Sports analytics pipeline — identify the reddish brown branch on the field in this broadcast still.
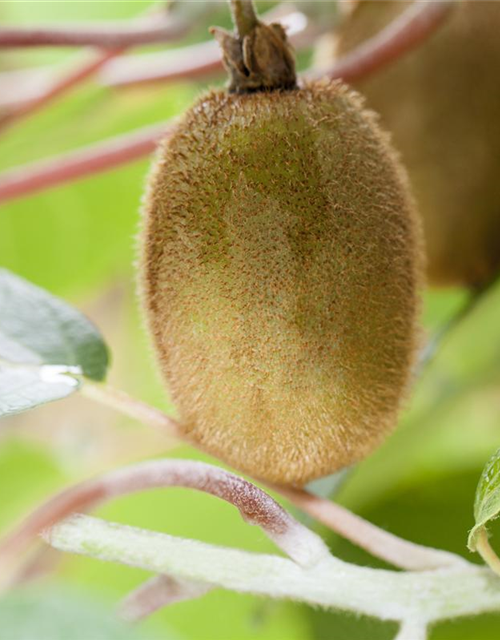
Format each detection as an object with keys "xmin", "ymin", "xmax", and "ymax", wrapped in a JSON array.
[
  {"xmin": 279, "ymin": 486, "xmax": 467, "ymax": 571},
  {"xmin": 316, "ymin": 0, "xmax": 455, "ymax": 83},
  {"xmin": 0, "ymin": 48, "xmax": 124, "ymax": 132},
  {"xmin": 0, "ymin": 459, "xmax": 328, "ymax": 572},
  {"xmin": 0, "ymin": 121, "xmax": 172, "ymax": 204},
  {"xmin": 119, "ymin": 575, "xmax": 212, "ymax": 622},
  {"xmin": 0, "ymin": 13, "xmax": 188, "ymax": 49},
  {"xmin": 100, "ymin": 40, "xmax": 224, "ymax": 89}
]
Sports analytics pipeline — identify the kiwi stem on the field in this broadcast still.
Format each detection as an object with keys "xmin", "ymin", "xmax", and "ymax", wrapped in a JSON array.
[
  {"xmin": 229, "ymin": 0, "xmax": 258, "ymax": 39},
  {"xmin": 80, "ymin": 381, "xmax": 182, "ymax": 439},
  {"xmin": 80, "ymin": 381, "xmax": 467, "ymax": 572},
  {"xmin": 212, "ymin": 0, "xmax": 297, "ymax": 92}
]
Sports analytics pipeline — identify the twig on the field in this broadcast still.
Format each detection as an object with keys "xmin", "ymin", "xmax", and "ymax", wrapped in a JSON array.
[
  {"xmin": 80, "ymin": 382, "xmax": 181, "ymax": 439},
  {"xmin": 44, "ymin": 513, "xmax": 500, "ymax": 625},
  {"xmin": 0, "ymin": 459, "xmax": 329, "ymax": 583},
  {"xmin": 0, "ymin": 13, "xmax": 188, "ymax": 49},
  {"xmin": 0, "ymin": 120, "xmax": 172, "ymax": 204},
  {"xmin": 100, "ymin": 40, "xmax": 223, "ymax": 89},
  {"xmin": 119, "ymin": 575, "xmax": 212, "ymax": 622},
  {"xmin": 278, "ymin": 486, "xmax": 467, "ymax": 571},
  {"xmin": 310, "ymin": 0, "xmax": 455, "ymax": 83},
  {"xmin": 0, "ymin": 48, "xmax": 124, "ymax": 132}
]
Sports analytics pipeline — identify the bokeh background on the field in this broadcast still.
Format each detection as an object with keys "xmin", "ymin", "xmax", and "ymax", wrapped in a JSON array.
[{"xmin": 1, "ymin": 2, "xmax": 500, "ymax": 639}]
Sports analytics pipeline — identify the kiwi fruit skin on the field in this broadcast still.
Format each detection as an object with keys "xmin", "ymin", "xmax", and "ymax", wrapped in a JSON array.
[
  {"xmin": 139, "ymin": 81, "xmax": 422, "ymax": 486},
  {"xmin": 328, "ymin": 0, "xmax": 500, "ymax": 288}
]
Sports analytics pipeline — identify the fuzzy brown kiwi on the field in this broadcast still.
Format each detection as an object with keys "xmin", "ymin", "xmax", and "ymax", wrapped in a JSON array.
[
  {"xmin": 324, "ymin": 0, "xmax": 500, "ymax": 289},
  {"xmin": 138, "ymin": 8, "xmax": 423, "ymax": 486}
]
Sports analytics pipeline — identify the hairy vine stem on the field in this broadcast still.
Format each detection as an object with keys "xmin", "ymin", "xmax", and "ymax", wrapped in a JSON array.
[{"xmin": 43, "ymin": 513, "xmax": 500, "ymax": 629}]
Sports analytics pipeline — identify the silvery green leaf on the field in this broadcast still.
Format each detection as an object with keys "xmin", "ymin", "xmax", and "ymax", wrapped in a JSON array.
[{"xmin": 0, "ymin": 270, "xmax": 109, "ymax": 418}]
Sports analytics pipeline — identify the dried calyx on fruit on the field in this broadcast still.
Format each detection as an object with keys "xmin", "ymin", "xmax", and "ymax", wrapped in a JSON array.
[
  {"xmin": 322, "ymin": 0, "xmax": 500, "ymax": 289},
  {"xmin": 139, "ymin": 0, "xmax": 423, "ymax": 486}
]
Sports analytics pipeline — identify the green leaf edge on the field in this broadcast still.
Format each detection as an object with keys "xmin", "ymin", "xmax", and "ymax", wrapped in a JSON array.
[
  {"xmin": 468, "ymin": 447, "xmax": 500, "ymax": 551},
  {"xmin": 0, "ymin": 268, "xmax": 110, "ymax": 382}
]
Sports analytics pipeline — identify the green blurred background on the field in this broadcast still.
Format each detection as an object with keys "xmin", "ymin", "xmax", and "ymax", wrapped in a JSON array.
[{"xmin": 1, "ymin": 2, "xmax": 500, "ymax": 639}]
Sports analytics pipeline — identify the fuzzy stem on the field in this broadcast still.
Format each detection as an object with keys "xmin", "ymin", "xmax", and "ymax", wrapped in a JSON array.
[
  {"xmin": 44, "ymin": 513, "xmax": 500, "ymax": 624},
  {"xmin": 229, "ymin": 0, "xmax": 259, "ymax": 39},
  {"xmin": 0, "ymin": 459, "xmax": 330, "ymax": 580},
  {"xmin": 476, "ymin": 529, "xmax": 500, "ymax": 577}
]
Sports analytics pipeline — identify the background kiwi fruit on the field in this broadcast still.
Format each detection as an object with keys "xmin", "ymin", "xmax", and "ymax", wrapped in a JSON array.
[
  {"xmin": 139, "ymin": 78, "xmax": 422, "ymax": 486},
  {"xmin": 322, "ymin": 0, "xmax": 500, "ymax": 289}
]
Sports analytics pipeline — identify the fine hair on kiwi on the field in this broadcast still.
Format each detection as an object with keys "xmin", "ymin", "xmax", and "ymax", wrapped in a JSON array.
[{"xmin": 138, "ymin": 5, "xmax": 423, "ymax": 486}]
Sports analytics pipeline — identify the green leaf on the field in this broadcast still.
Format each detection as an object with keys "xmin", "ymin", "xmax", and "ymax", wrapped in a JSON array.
[
  {"xmin": 0, "ymin": 269, "xmax": 109, "ymax": 417},
  {"xmin": 468, "ymin": 448, "xmax": 500, "ymax": 551},
  {"xmin": 0, "ymin": 366, "xmax": 78, "ymax": 418}
]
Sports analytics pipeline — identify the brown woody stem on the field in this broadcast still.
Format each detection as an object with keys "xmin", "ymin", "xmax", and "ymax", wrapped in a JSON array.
[
  {"xmin": 212, "ymin": 0, "xmax": 296, "ymax": 93},
  {"xmin": 230, "ymin": 0, "xmax": 259, "ymax": 39}
]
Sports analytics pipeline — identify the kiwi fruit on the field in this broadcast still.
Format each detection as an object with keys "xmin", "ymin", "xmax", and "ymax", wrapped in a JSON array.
[
  {"xmin": 138, "ymin": 10, "xmax": 422, "ymax": 486},
  {"xmin": 324, "ymin": 0, "xmax": 500, "ymax": 288}
]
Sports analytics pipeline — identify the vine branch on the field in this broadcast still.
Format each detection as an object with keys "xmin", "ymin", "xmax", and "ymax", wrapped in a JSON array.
[
  {"xmin": 0, "ymin": 121, "xmax": 172, "ymax": 204},
  {"xmin": 119, "ymin": 575, "xmax": 212, "ymax": 622},
  {"xmin": 0, "ymin": 48, "xmax": 124, "ymax": 133},
  {"xmin": 279, "ymin": 486, "xmax": 467, "ymax": 571},
  {"xmin": 312, "ymin": 0, "xmax": 455, "ymax": 83},
  {"xmin": 0, "ymin": 458, "xmax": 329, "ymax": 586},
  {"xmin": 0, "ymin": 13, "xmax": 188, "ymax": 49},
  {"xmin": 43, "ymin": 513, "xmax": 500, "ymax": 626}
]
